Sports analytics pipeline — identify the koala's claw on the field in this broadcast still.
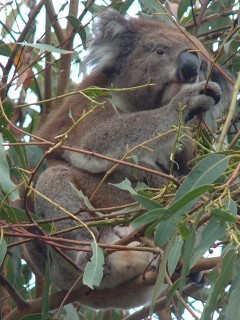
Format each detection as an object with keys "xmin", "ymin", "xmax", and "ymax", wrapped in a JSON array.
[{"xmin": 200, "ymin": 87, "xmax": 220, "ymax": 104}]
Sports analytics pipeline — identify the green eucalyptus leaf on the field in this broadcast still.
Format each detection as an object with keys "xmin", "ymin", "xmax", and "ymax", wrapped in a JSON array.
[
  {"xmin": 201, "ymin": 249, "xmax": 235, "ymax": 320},
  {"xmin": 168, "ymin": 235, "xmax": 184, "ymax": 276},
  {"xmin": 169, "ymin": 184, "xmax": 213, "ymax": 213},
  {"xmin": 0, "ymin": 133, "xmax": 19, "ymax": 201},
  {"xmin": 225, "ymin": 256, "xmax": 240, "ymax": 319},
  {"xmin": 16, "ymin": 42, "xmax": 72, "ymax": 54},
  {"xmin": 212, "ymin": 208, "xmax": 236, "ymax": 223},
  {"xmin": 111, "ymin": 178, "xmax": 137, "ymax": 195},
  {"xmin": 132, "ymin": 208, "xmax": 172, "ymax": 229},
  {"xmin": 150, "ymin": 234, "xmax": 176, "ymax": 316},
  {"xmin": 0, "ymin": 40, "xmax": 12, "ymax": 56},
  {"xmin": 133, "ymin": 194, "xmax": 163, "ymax": 210},
  {"xmin": 172, "ymin": 154, "xmax": 229, "ymax": 211},
  {"xmin": 154, "ymin": 218, "xmax": 176, "ymax": 247},
  {"xmin": 66, "ymin": 15, "xmax": 87, "ymax": 49},
  {"xmin": 83, "ymin": 243, "xmax": 104, "ymax": 289},
  {"xmin": 0, "ymin": 238, "xmax": 7, "ymax": 267},
  {"xmin": 191, "ymin": 217, "xmax": 227, "ymax": 268},
  {"xmin": 177, "ymin": 0, "xmax": 196, "ymax": 20},
  {"xmin": 178, "ymin": 223, "xmax": 196, "ymax": 291},
  {"xmin": 41, "ymin": 249, "xmax": 51, "ymax": 320}
]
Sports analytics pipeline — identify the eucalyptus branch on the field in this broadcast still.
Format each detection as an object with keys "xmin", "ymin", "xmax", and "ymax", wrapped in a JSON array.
[
  {"xmin": 4, "ymin": 269, "xmax": 157, "ymax": 320},
  {"xmin": 57, "ymin": 0, "xmax": 79, "ymax": 97},
  {"xmin": 1, "ymin": 138, "xmax": 179, "ymax": 184},
  {"xmin": 164, "ymin": 273, "xmax": 200, "ymax": 320},
  {"xmin": 78, "ymin": 0, "xmax": 95, "ymax": 22},
  {"xmin": 228, "ymin": 130, "xmax": 240, "ymax": 149},
  {"xmin": 5, "ymin": 230, "xmax": 159, "ymax": 254},
  {"xmin": 192, "ymin": 0, "xmax": 209, "ymax": 36},
  {"xmin": 0, "ymin": 0, "xmax": 48, "ymax": 99},
  {"xmin": 44, "ymin": 11, "xmax": 53, "ymax": 113},
  {"xmin": 217, "ymin": 71, "xmax": 240, "ymax": 151},
  {"xmin": 45, "ymin": 0, "xmax": 66, "ymax": 44},
  {"xmin": 122, "ymin": 284, "xmax": 202, "ymax": 320},
  {"xmin": 0, "ymin": 98, "xmax": 48, "ymax": 143},
  {"xmin": 0, "ymin": 274, "xmax": 28, "ymax": 310},
  {"xmin": 185, "ymin": 9, "xmax": 239, "ymax": 30}
]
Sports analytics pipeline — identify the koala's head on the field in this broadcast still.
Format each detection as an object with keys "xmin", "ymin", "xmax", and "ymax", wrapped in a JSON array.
[{"xmin": 87, "ymin": 9, "xmax": 213, "ymax": 112}]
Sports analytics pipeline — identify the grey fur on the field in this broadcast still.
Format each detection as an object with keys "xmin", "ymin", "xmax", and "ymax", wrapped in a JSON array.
[{"xmin": 24, "ymin": 10, "xmax": 233, "ymax": 309}]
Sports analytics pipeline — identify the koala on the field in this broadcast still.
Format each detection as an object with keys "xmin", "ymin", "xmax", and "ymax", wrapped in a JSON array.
[{"xmin": 24, "ymin": 9, "xmax": 233, "ymax": 310}]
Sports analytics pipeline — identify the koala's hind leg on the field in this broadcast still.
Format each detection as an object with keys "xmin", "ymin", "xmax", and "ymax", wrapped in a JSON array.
[{"xmin": 33, "ymin": 165, "xmax": 98, "ymax": 290}]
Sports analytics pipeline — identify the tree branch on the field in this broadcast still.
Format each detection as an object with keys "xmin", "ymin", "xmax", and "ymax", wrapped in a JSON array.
[
  {"xmin": 4, "ymin": 255, "xmax": 220, "ymax": 320},
  {"xmin": 122, "ymin": 283, "xmax": 202, "ymax": 320},
  {"xmin": 0, "ymin": 0, "xmax": 48, "ymax": 99},
  {"xmin": 45, "ymin": 0, "xmax": 66, "ymax": 44},
  {"xmin": 0, "ymin": 274, "xmax": 28, "ymax": 311}
]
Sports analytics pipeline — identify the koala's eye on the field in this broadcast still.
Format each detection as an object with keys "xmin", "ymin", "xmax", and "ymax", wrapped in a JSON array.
[{"xmin": 156, "ymin": 48, "xmax": 164, "ymax": 55}]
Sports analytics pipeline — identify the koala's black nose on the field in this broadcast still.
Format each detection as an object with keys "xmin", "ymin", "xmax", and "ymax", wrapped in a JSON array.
[{"xmin": 177, "ymin": 51, "xmax": 199, "ymax": 83}]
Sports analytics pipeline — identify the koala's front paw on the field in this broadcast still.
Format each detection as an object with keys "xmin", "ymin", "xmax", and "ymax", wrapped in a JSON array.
[{"xmin": 173, "ymin": 81, "xmax": 221, "ymax": 123}]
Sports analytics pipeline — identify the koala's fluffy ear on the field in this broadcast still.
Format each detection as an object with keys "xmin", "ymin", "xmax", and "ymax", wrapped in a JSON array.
[
  {"xmin": 210, "ymin": 67, "xmax": 234, "ymax": 118},
  {"xmin": 87, "ymin": 9, "xmax": 135, "ymax": 72}
]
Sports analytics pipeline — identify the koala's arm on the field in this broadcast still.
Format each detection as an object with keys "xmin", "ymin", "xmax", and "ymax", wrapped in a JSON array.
[{"xmin": 66, "ymin": 81, "xmax": 222, "ymax": 174}]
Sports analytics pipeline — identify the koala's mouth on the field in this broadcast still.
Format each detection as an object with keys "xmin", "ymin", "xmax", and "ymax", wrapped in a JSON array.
[{"xmin": 161, "ymin": 82, "xmax": 184, "ymax": 106}]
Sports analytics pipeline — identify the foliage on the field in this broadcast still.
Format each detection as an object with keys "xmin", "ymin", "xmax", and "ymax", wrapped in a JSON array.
[{"xmin": 0, "ymin": 1, "xmax": 239, "ymax": 320}]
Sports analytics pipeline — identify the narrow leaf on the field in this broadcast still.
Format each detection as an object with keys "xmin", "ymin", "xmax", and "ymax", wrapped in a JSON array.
[
  {"xmin": 212, "ymin": 208, "xmax": 236, "ymax": 223},
  {"xmin": 225, "ymin": 257, "xmax": 240, "ymax": 319},
  {"xmin": 0, "ymin": 133, "xmax": 19, "ymax": 201},
  {"xmin": 223, "ymin": 196, "xmax": 238, "ymax": 215},
  {"xmin": 139, "ymin": 0, "xmax": 174, "ymax": 24},
  {"xmin": 0, "ymin": 238, "xmax": 7, "ymax": 267},
  {"xmin": 154, "ymin": 219, "xmax": 176, "ymax": 247},
  {"xmin": 132, "ymin": 208, "xmax": 172, "ymax": 229},
  {"xmin": 179, "ymin": 224, "xmax": 196, "ymax": 291},
  {"xmin": 173, "ymin": 154, "xmax": 229, "ymax": 202},
  {"xmin": 191, "ymin": 217, "xmax": 227, "ymax": 267},
  {"xmin": 150, "ymin": 235, "xmax": 176, "ymax": 316},
  {"xmin": 171, "ymin": 154, "xmax": 229, "ymax": 216},
  {"xmin": 201, "ymin": 249, "xmax": 235, "ymax": 320},
  {"xmin": 169, "ymin": 184, "xmax": 212, "ymax": 213},
  {"xmin": 133, "ymin": 194, "xmax": 163, "ymax": 210},
  {"xmin": 83, "ymin": 243, "xmax": 104, "ymax": 289},
  {"xmin": 41, "ymin": 249, "xmax": 51, "ymax": 320},
  {"xmin": 178, "ymin": 0, "xmax": 196, "ymax": 20},
  {"xmin": 0, "ymin": 40, "xmax": 12, "ymax": 56},
  {"xmin": 168, "ymin": 235, "xmax": 184, "ymax": 276},
  {"xmin": 66, "ymin": 15, "xmax": 87, "ymax": 49},
  {"xmin": 111, "ymin": 178, "xmax": 137, "ymax": 195},
  {"xmin": 63, "ymin": 304, "xmax": 79, "ymax": 320},
  {"xmin": 1, "ymin": 127, "xmax": 28, "ymax": 170},
  {"xmin": 16, "ymin": 42, "xmax": 72, "ymax": 54}
]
